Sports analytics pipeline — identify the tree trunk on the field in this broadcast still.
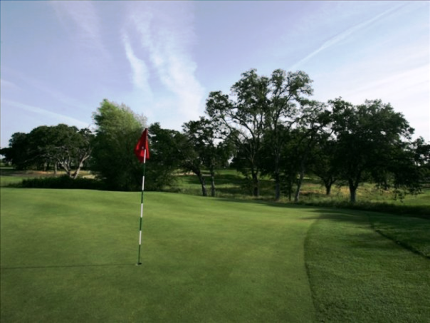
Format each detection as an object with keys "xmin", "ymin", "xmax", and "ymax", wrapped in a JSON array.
[
  {"xmin": 323, "ymin": 177, "xmax": 336, "ymax": 195},
  {"xmin": 274, "ymin": 152, "xmax": 281, "ymax": 201},
  {"xmin": 274, "ymin": 171, "xmax": 281, "ymax": 201},
  {"xmin": 251, "ymin": 171, "xmax": 259, "ymax": 197},
  {"xmin": 287, "ymin": 176, "xmax": 293, "ymax": 202},
  {"xmin": 294, "ymin": 165, "xmax": 305, "ymax": 202},
  {"xmin": 59, "ymin": 161, "xmax": 72, "ymax": 177},
  {"xmin": 54, "ymin": 163, "xmax": 58, "ymax": 176},
  {"xmin": 348, "ymin": 179, "xmax": 357, "ymax": 203},
  {"xmin": 197, "ymin": 171, "xmax": 207, "ymax": 196},
  {"xmin": 325, "ymin": 183, "xmax": 332, "ymax": 195},
  {"xmin": 72, "ymin": 161, "xmax": 84, "ymax": 179},
  {"xmin": 294, "ymin": 159, "xmax": 306, "ymax": 203},
  {"xmin": 210, "ymin": 167, "xmax": 216, "ymax": 197}
]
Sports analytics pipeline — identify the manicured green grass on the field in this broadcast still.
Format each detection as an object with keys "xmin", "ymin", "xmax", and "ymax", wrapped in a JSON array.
[
  {"xmin": 369, "ymin": 212, "xmax": 430, "ymax": 258},
  {"xmin": 1, "ymin": 188, "xmax": 316, "ymax": 322},
  {"xmin": 1, "ymin": 188, "xmax": 429, "ymax": 322},
  {"xmin": 305, "ymin": 209, "xmax": 430, "ymax": 323}
]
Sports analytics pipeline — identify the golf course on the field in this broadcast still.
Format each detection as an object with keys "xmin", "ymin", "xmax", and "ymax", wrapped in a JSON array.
[{"xmin": 1, "ymin": 186, "xmax": 429, "ymax": 322}]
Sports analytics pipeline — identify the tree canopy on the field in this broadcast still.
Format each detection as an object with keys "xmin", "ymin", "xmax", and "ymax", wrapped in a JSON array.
[
  {"xmin": 3, "ymin": 68, "xmax": 428, "ymax": 203},
  {"xmin": 91, "ymin": 99, "xmax": 146, "ymax": 190}
]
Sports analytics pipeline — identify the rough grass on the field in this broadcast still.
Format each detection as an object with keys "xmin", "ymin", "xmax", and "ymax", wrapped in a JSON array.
[{"xmin": 305, "ymin": 209, "xmax": 430, "ymax": 323}]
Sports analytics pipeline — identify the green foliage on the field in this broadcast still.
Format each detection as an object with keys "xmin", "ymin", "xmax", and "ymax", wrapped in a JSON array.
[
  {"xmin": 206, "ymin": 68, "xmax": 315, "ymax": 198},
  {"xmin": 91, "ymin": 99, "xmax": 146, "ymax": 191},
  {"xmin": 143, "ymin": 123, "xmax": 181, "ymax": 191},
  {"xmin": 0, "ymin": 132, "xmax": 31, "ymax": 169},
  {"xmin": 330, "ymin": 98, "xmax": 417, "ymax": 202},
  {"xmin": 1, "ymin": 125, "xmax": 93, "ymax": 177},
  {"xmin": 182, "ymin": 117, "xmax": 235, "ymax": 196},
  {"xmin": 20, "ymin": 175, "xmax": 105, "ymax": 190}
]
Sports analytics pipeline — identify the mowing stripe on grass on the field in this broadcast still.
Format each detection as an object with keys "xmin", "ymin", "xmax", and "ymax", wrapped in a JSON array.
[{"xmin": 305, "ymin": 209, "xmax": 430, "ymax": 323}]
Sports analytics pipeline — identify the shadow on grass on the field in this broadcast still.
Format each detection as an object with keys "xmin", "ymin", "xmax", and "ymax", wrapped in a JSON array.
[
  {"xmin": 1, "ymin": 263, "xmax": 137, "ymax": 270},
  {"xmin": 305, "ymin": 208, "xmax": 430, "ymax": 260}
]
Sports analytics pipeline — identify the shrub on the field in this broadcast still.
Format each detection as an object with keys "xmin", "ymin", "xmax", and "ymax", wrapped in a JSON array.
[{"xmin": 21, "ymin": 176, "xmax": 106, "ymax": 190}]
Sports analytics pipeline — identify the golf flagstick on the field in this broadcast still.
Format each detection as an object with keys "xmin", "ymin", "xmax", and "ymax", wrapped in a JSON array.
[
  {"xmin": 137, "ymin": 150, "xmax": 146, "ymax": 265},
  {"xmin": 134, "ymin": 128, "xmax": 149, "ymax": 266}
]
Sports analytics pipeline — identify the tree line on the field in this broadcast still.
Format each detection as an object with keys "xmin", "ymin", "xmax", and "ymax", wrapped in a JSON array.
[{"xmin": 2, "ymin": 68, "xmax": 429, "ymax": 203}]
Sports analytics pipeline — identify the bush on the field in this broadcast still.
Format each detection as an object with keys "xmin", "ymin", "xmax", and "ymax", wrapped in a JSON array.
[{"xmin": 21, "ymin": 176, "xmax": 106, "ymax": 190}]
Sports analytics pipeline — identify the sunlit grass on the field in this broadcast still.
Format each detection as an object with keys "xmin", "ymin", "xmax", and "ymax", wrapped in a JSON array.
[
  {"xmin": 2, "ymin": 188, "xmax": 429, "ymax": 322},
  {"xmin": 1, "ymin": 188, "xmax": 316, "ymax": 322}
]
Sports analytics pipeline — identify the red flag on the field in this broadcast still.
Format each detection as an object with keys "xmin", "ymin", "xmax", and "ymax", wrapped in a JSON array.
[{"xmin": 134, "ymin": 128, "xmax": 150, "ymax": 163}]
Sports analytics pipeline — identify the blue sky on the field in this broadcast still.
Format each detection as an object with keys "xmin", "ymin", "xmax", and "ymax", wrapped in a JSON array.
[{"xmin": 1, "ymin": 1, "xmax": 429, "ymax": 148}]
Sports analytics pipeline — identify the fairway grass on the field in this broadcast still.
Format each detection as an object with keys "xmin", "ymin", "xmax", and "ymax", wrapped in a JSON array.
[
  {"xmin": 1, "ymin": 189, "xmax": 316, "ymax": 322},
  {"xmin": 1, "ymin": 188, "xmax": 429, "ymax": 322}
]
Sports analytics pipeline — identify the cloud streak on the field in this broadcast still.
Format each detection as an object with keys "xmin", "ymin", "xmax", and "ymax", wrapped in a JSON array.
[
  {"xmin": 51, "ymin": 1, "xmax": 109, "ymax": 60},
  {"xmin": 125, "ymin": 2, "xmax": 205, "ymax": 121},
  {"xmin": 1, "ymin": 79, "xmax": 20, "ymax": 91},
  {"xmin": 3, "ymin": 99, "xmax": 89, "ymax": 129},
  {"xmin": 291, "ymin": 3, "xmax": 408, "ymax": 70},
  {"xmin": 344, "ymin": 64, "xmax": 429, "ymax": 102},
  {"xmin": 122, "ymin": 33, "xmax": 153, "ymax": 100}
]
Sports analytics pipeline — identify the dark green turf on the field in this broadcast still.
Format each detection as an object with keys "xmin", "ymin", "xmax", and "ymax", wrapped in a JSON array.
[{"xmin": 305, "ymin": 209, "xmax": 430, "ymax": 323}]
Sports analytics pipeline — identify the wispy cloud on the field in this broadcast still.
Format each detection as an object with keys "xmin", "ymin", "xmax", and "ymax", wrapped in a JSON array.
[
  {"xmin": 50, "ymin": 1, "xmax": 109, "ymax": 60},
  {"xmin": 344, "ymin": 65, "xmax": 429, "ymax": 102},
  {"xmin": 125, "ymin": 2, "xmax": 205, "ymax": 121},
  {"xmin": 122, "ymin": 33, "xmax": 153, "ymax": 100},
  {"xmin": 3, "ymin": 69, "xmax": 89, "ymax": 112},
  {"xmin": 3, "ymin": 99, "xmax": 89, "ymax": 129},
  {"xmin": 1, "ymin": 79, "xmax": 20, "ymax": 91},
  {"xmin": 291, "ymin": 3, "xmax": 408, "ymax": 70}
]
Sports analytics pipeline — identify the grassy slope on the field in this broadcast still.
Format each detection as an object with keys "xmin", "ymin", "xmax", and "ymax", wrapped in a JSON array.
[
  {"xmin": 305, "ymin": 209, "xmax": 430, "ymax": 323},
  {"xmin": 1, "ymin": 188, "xmax": 316, "ymax": 323}
]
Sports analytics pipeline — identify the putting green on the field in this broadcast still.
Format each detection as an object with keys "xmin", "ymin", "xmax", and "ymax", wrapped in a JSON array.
[
  {"xmin": 2, "ymin": 188, "xmax": 429, "ymax": 322},
  {"xmin": 1, "ymin": 189, "xmax": 316, "ymax": 322}
]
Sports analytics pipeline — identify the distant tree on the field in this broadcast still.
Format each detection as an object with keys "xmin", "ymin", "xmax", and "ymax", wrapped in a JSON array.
[
  {"xmin": 376, "ymin": 137, "xmax": 429, "ymax": 199},
  {"xmin": 260, "ymin": 127, "xmax": 299, "ymax": 201},
  {"xmin": 413, "ymin": 137, "xmax": 430, "ymax": 180},
  {"xmin": 2, "ymin": 126, "xmax": 92, "ymax": 177},
  {"xmin": 146, "ymin": 123, "xmax": 182, "ymax": 191},
  {"xmin": 206, "ymin": 68, "xmax": 314, "ymax": 198},
  {"xmin": 330, "ymin": 98, "xmax": 415, "ymax": 203},
  {"xmin": 27, "ymin": 124, "xmax": 93, "ymax": 178},
  {"xmin": 292, "ymin": 100, "xmax": 331, "ymax": 202},
  {"xmin": 92, "ymin": 99, "xmax": 147, "ymax": 190},
  {"xmin": 177, "ymin": 130, "xmax": 208, "ymax": 196},
  {"xmin": 206, "ymin": 69, "xmax": 268, "ymax": 197},
  {"xmin": 264, "ymin": 70, "xmax": 314, "ymax": 200},
  {"xmin": 308, "ymin": 132, "xmax": 338, "ymax": 195},
  {"xmin": 0, "ymin": 132, "xmax": 31, "ymax": 170},
  {"xmin": 183, "ymin": 117, "xmax": 234, "ymax": 197}
]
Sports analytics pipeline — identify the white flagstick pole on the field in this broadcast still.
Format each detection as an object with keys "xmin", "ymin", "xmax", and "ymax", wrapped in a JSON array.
[{"xmin": 137, "ymin": 149, "xmax": 146, "ymax": 266}]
